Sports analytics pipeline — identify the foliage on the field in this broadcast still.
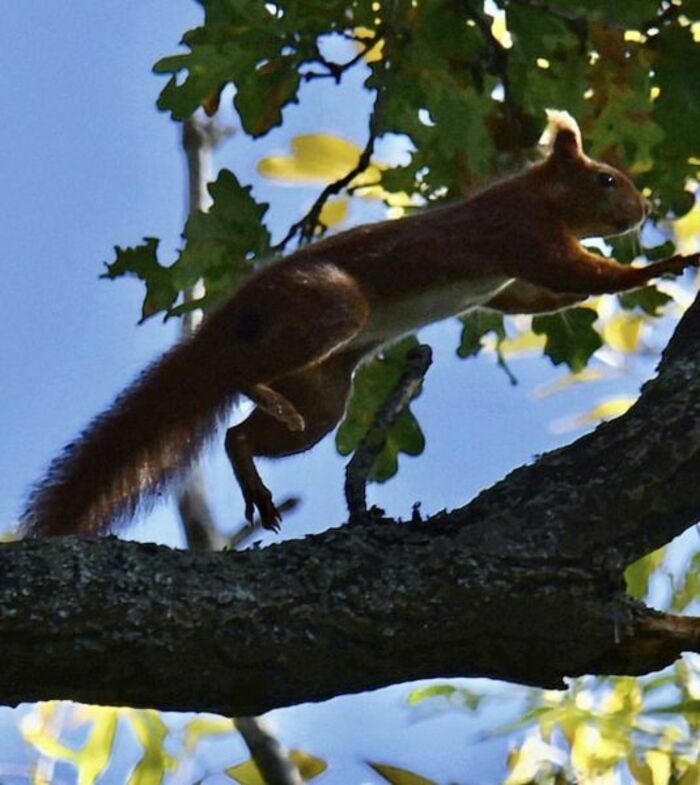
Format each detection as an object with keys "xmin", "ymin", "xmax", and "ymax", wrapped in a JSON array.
[
  {"xmin": 105, "ymin": 0, "xmax": 700, "ymax": 482},
  {"xmin": 22, "ymin": 705, "xmax": 332, "ymax": 784},
  {"xmin": 336, "ymin": 336, "xmax": 425, "ymax": 481},
  {"xmin": 404, "ymin": 539, "xmax": 700, "ymax": 785},
  {"xmin": 103, "ymin": 170, "xmax": 271, "ymax": 320},
  {"xmin": 11, "ymin": 1, "xmax": 700, "ymax": 782}
]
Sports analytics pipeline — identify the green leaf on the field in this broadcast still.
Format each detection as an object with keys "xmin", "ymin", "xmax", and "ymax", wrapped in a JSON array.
[
  {"xmin": 508, "ymin": 4, "xmax": 583, "ymax": 103},
  {"xmin": 643, "ymin": 240, "xmax": 676, "ymax": 262},
  {"xmin": 154, "ymin": 1, "xmax": 348, "ymax": 133},
  {"xmin": 407, "ymin": 684, "xmax": 458, "ymax": 705},
  {"xmin": 458, "ymin": 309, "xmax": 517, "ymax": 382},
  {"xmin": 107, "ymin": 171, "xmax": 270, "ymax": 322},
  {"xmin": 670, "ymin": 551, "xmax": 700, "ymax": 612},
  {"xmin": 234, "ymin": 55, "xmax": 301, "ymax": 137},
  {"xmin": 102, "ymin": 238, "xmax": 179, "ymax": 322},
  {"xmin": 624, "ymin": 547, "xmax": 666, "ymax": 600},
  {"xmin": 618, "ymin": 287, "xmax": 672, "ymax": 317},
  {"xmin": 532, "ymin": 308, "xmax": 602, "ymax": 372},
  {"xmin": 337, "ymin": 337, "xmax": 426, "ymax": 483},
  {"xmin": 457, "ymin": 310, "xmax": 506, "ymax": 358},
  {"xmin": 607, "ymin": 235, "xmax": 641, "ymax": 265},
  {"xmin": 173, "ymin": 168, "xmax": 271, "ymax": 307},
  {"xmin": 407, "ymin": 683, "xmax": 483, "ymax": 711},
  {"xmin": 651, "ymin": 24, "xmax": 700, "ymax": 214}
]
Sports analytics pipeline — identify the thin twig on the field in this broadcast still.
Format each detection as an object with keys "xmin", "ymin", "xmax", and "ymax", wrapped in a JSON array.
[
  {"xmin": 178, "ymin": 115, "xmax": 302, "ymax": 785},
  {"xmin": 344, "ymin": 345, "xmax": 432, "ymax": 520},
  {"xmin": 235, "ymin": 718, "xmax": 304, "ymax": 785},
  {"xmin": 227, "ymin": 496, "xmax": 300, "ymax": 549},
  {"xmin": 272, "ymin": 112, "xmax": 380, "ymax": 251},
  {"xmin": 177, "ymin": 115, "xmax": 227, "ymax": 552},
  {"xmin": 300, "ymin": 41, "xmax": 373, "ymax": 84},
  {"xmin": 273, "ymin": 35, "xmax": 390, "ymax": 252}
]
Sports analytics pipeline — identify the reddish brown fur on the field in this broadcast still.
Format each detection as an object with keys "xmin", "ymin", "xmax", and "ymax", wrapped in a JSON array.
[
  {"xmin": 22, "ymin": 335, "xmax": 237, "ymax": 537},
  {"xmin": 22, "ymin": 112, "xmax": 699, "ymax": 535}
]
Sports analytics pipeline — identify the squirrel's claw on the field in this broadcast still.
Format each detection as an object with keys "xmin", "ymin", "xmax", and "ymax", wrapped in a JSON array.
[{"xmin": 241, "ymin": 479, "xmax": 282, "ymax": 532}]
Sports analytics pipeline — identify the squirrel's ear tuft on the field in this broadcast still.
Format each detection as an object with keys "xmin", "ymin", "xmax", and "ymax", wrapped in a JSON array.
[{"xmin": 541, "ymin": 109, "xmax": 583, "ymax": 161}]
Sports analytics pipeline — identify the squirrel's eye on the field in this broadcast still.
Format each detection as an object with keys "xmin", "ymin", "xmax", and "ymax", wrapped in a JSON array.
[{"xmin": 597, "ymin": 172, "xmax": 616, "ymax": 188}]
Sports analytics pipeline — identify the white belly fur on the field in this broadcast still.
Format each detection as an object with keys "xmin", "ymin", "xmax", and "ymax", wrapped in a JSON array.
[{"xmin": 359, "ymin": 275, "xmax": 513, "ymax": 346}]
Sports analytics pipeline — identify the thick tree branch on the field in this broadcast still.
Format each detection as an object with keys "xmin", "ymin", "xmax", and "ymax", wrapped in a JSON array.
[{"xmin": 2, "ymin": 295, "xmax": 700, "ymax": 717}]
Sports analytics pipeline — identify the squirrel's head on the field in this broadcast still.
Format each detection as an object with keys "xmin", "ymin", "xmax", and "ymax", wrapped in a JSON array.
[{"xmin": 538, "ymin": 110, "xmax": 650, "ymax": 238}]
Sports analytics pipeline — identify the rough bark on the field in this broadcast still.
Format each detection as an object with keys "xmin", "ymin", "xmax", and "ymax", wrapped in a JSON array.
[{"xmin": 2, "ymin": 295, "xmax": 700, "ymax": 717}]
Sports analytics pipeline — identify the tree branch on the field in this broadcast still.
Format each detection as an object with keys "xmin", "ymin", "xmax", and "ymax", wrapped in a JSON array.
[
  {"xmin": 179, "ymin": 117, "xmax": 303, "ymax": 785},
  {"xmin": 2, "ymin": 295, "xmax": 700, "ymax": 717},
  {"xmin": 273, "ymin": 27, "xmax": 391, "ymax": 252},
  {"xmin": 345, "ymin": 344, "xmax": 432, "ymax": 519}
]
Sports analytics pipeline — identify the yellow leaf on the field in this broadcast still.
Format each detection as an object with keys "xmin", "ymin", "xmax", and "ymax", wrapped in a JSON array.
[
  {"xmin": 627, "ymin": 755, "xmax": 654, "ymax": 785},
  {"xmin": 496, "ymin": 329, "xmax": 546, "ymax": 357},
  {"xmin": 368, "ymin": 761, "xmax": 438, "ymax": 785},
  {"xmin": 674, "ymin": 202, "xmax": 700, "ymax": 253},
  {"xmin": 579, "ymin": 397, "xmax": 636, "ymax": 422},
  {"xmin": 21, "ymin": 703, "xmax": 77, "ymax": 762},
  {"xmin": 353, "ymin": 26, "xmax": 384, "ymax": 63},
  {"xmin": 23, "ymin": 728, "xmax": 77, "ymax": 763},
  {"xmin": 289, "ymin": 750, "xmax": 328, "ymax": 780},
  {"xmin": 74, "ymin": 712, "xmax": 119, "ymax": 785},
  {"xmin": 504, "ymin": 735, "xmax": 562, "ymax": 785},
  {"xmin": 571, "ymin": 724, "xmax": 627, "ymax": 778},
  {"xmin": 258, "ymin": 134, "xmax": 363, "ymax": 182},
  {"xmin": 352, "ymin": 181, "xmax": 417, "ymax": 207},
  {"xmin": 535, "ymin": 367, "xmax": 609, "ymax": 398},
  {"xmin": 603, "ymin": 313, "xmax": 644, "ymax": 353},
  {"xmin": 126, "ymin": 710, "xmax": 168, "ymax": 749},
  {"xmin": 225, "ymin": 750, "xmax": 325, "ymax": 784},
  {"xmin": 184, "ymin": 716, "xmax": 234, "ymax": 753},
  {"xmin": 554, "ymin": 396, "xmax": 637, "ymax": 432},
  {"xmin": 645, "ymin": 750, "xmax": 671, "ymax": 785},
  {"xmin": 22, "ymin": 704, "xmax": 118, "ymax": 785},
  {"xmin": 226, "ymin": 759, "xmax": 265, "ymax": 785},
  {"xmin": 319, "ymin": 197, "xmax": 349, "ymax": 228},
  {"xmin": 257, "ymin": 133, "xmax": 418, "ymax": 212},
  {"xmin": 677, "ymin": 762, "xmax": 700, "ymax": 785},
  {"xmin": 125, "ymin": 710, "xmax": 176, "ymax": 785},
  {"xmin": 601, "ymin": 677, "xmax": 643, "ymax": 717}
]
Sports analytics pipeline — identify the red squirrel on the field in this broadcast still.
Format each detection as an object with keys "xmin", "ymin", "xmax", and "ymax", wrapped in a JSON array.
[{"xmin": 21, "ymin": 111, "xmax": 699, "ymax": 536}]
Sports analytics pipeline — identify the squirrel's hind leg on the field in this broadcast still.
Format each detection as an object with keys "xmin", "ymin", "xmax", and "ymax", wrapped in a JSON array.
[
  {"xmin": 226, "ymin": 348, "xmax": 368, "ymax": 531},
  {"xmin": 243, "ymin": 384, "xmax": 306, "ymax": 432}
]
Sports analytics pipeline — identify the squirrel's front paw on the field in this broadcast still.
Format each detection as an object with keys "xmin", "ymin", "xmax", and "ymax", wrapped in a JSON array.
[{"xmin": 659, "ymin": 253, "xmax": 700, "ymax": 276}]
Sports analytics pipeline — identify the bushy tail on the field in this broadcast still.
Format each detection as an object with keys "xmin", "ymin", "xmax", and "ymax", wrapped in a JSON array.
[{"xmin": 21, "ymin": 332, "xmax": 238, "ymax": 537}]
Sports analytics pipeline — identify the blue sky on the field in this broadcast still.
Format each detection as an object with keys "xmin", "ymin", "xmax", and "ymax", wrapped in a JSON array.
[{"xmin": 0, "ymin": 1, "xmax": 670, "ymax": 781}]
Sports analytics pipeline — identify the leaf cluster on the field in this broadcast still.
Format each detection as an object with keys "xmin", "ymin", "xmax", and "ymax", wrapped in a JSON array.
[{"xmin": 106, "ymin": 0, "xmax": 699, "ymax": 479}]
